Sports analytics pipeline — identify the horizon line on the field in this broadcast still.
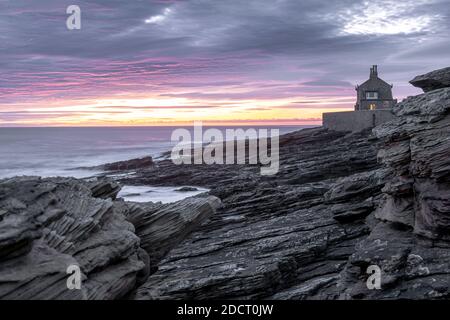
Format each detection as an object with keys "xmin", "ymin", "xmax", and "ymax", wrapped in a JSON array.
[{"xmin": 0, "ymin": 124, "xmax": 322, "ymax": 129}]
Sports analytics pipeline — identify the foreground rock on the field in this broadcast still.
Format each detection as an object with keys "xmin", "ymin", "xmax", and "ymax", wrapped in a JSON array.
[
  {"xmin": 0, "ymin": 177, "xmax": 219, "ymax": 299},
  {"xmin": 0, "ymin": 177, "xmax": 143, "ymax": 299}
]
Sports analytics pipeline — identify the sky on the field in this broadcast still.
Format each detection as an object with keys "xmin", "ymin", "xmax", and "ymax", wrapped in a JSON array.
[{"xmin": 1, "ymin": 0, "xmax": 450, "ymax": 126}]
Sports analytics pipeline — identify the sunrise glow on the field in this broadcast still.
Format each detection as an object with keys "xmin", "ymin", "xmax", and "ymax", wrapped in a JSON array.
[{"xmin": 1, "ymin": 0, "xmax": 444, "ymax": 127}]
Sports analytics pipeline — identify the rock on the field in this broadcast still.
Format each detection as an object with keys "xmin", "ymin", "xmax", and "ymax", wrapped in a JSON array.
[
  {"xmin": 101, "ymin": 156, "xmax": 154, "ymax": 172},
  {"xmin": 374, "ymin": 87, "xmax": 450, "ymax": 241},
  {"xmin": 0, "ymin": 174, "xmax": 220, "ymax": 299},
  {"xmin": 136, "ymin": 248, "xmax": 151, "ymax": 286},
  {"xmin": 129, "ymin": 128, "xmax": 384, "ymax": 300},
  {"xmin": 175, "ymin": 187, "xmax": 198, "ymax": 192},
  {"xmin": 410, "ymin": 66, "xmax": 450, "ymax": 92},
  {"xmin": 392, "ymin": 87, "xmax": 450, "ymax": 118},
  {"xmin": 0, "ymin": 177, "xmax": 144, "ymax": 300},
  {"xmin": 324, "ymin": 169, "xmax": 389, "ymax": 223},
  {"xmin": 88, "ymin": 178, "xmax": 121, "ymax": 199},
  {"xmin": 119, "ymin": 196, "xmax": 222, "ymax": 265},
  {"xmin": 337, "ymin": 222, "xmax": 450, "ymax": 299},
  {"xmin": 0, "ymin": 243, "xmax": 85, "ymax": 300}
]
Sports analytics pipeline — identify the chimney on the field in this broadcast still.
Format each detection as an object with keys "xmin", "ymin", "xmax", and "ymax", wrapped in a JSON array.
[{"xmin": 370, "ymin": 65, "xmax": 378, "ymax": 78}]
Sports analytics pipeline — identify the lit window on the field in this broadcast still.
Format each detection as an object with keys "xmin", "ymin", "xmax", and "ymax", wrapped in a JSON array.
[
  {"xmin": 366, "ymin": 91, "xmax": 379, "ymax": 99},
  {"xmin": 369, "ymin": 104, "xmax": 376, "ymax": 110}
]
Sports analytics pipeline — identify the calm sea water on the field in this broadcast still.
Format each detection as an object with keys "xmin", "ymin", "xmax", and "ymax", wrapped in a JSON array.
[{"xmin": 0, "ymin": 126, "xmax": 307, "ymax": 179}]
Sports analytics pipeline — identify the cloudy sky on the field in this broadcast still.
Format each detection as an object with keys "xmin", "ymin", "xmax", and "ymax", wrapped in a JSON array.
[{"xmin": 1, "ymin": 0, "xmax": 449, "ymax": 126}]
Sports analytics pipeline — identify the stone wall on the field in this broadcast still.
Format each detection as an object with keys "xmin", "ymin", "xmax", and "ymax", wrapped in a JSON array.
[
  {"xmin": 358, "ymin": 99, "xmax": 397, "ymax": 111},
  {"xmin": 323, "ymin": 109, "xmax": 395, "ymax": 132}
]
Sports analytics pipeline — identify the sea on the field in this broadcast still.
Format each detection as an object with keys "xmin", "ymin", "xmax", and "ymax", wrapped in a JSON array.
[{"xmin": 0, "ymin": 125, "xmax": 310, "ymax": 202}]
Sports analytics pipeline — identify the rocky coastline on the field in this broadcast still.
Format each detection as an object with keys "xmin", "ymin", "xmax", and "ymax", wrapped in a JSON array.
[{"xmin": 1, "ymin": 67, "xmax": 449, "ymax": 300}]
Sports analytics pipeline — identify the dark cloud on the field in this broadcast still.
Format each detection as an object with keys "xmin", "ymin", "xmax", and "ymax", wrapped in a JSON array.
[
  {"xmin": 301, "ymin": 80, "xmax": 354, "ymax": 87},
  {"xmin": 1, "ymin": 0, "xmax": 449, "ymax": 112}
]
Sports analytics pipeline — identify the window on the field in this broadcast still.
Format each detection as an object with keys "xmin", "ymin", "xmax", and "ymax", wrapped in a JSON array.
[
  {"xmin": 366, "ymin": 91, "xmax": 379, "ymax": 100},
  {"xmin": 369, "ymin": 104, "xmax": 376, "ymax": 110}
]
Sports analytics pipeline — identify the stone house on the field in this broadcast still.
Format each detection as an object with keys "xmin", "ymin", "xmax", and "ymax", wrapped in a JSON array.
[{"xmin": 354, "ymin": 65, "xmax": 397, "ymax": 111}]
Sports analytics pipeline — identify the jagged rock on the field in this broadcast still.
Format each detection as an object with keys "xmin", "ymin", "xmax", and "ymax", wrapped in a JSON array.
[
  {"xmin": 127, "ymin": 128, "xmax": 383, "ymax": 300},
  {"xmin": 0, "ymin": 177, "xmax": 144, "ymax": 300},
  {"xmin": 410, "ymin": 67, "xmax": 450, "ymax": 92},
  {"xmin": 324, "ymin": 169, "xmax": 388, "ymax": 222},
  {"xmin": 175, "ymin": 187, "xmax": 198, "ymax": 192},
  {"xmin": 338, "ymin": 221, "xmax": 450, "ymax": 299},
  {"xmin": 117, "ymin": 196, "xmax": 221, "ymax": 265},
  {"xmin": 374, "ymin": 86, "xmax": 450, "ymax": 241},
  {"xmin": 102, "ymin": 156, "xmax": 154, "ymax": 172},
  {"xmin": 88, "ymin": 178, "xmax": 121, "ymax": 200},
  {"xmin": 392, "ymin": 87, "xmax": 450, "ymax": 118},
  {"xmin": 0, "ymin": 174, "xmax": 220, "ymax": 299},
  {"xmin": 0, "ymin": 243, "xmax": 84, "ymax": 300},
  {"xmin": 136, "ymin": 248, "xmax": 151, "ymax": 286}
]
